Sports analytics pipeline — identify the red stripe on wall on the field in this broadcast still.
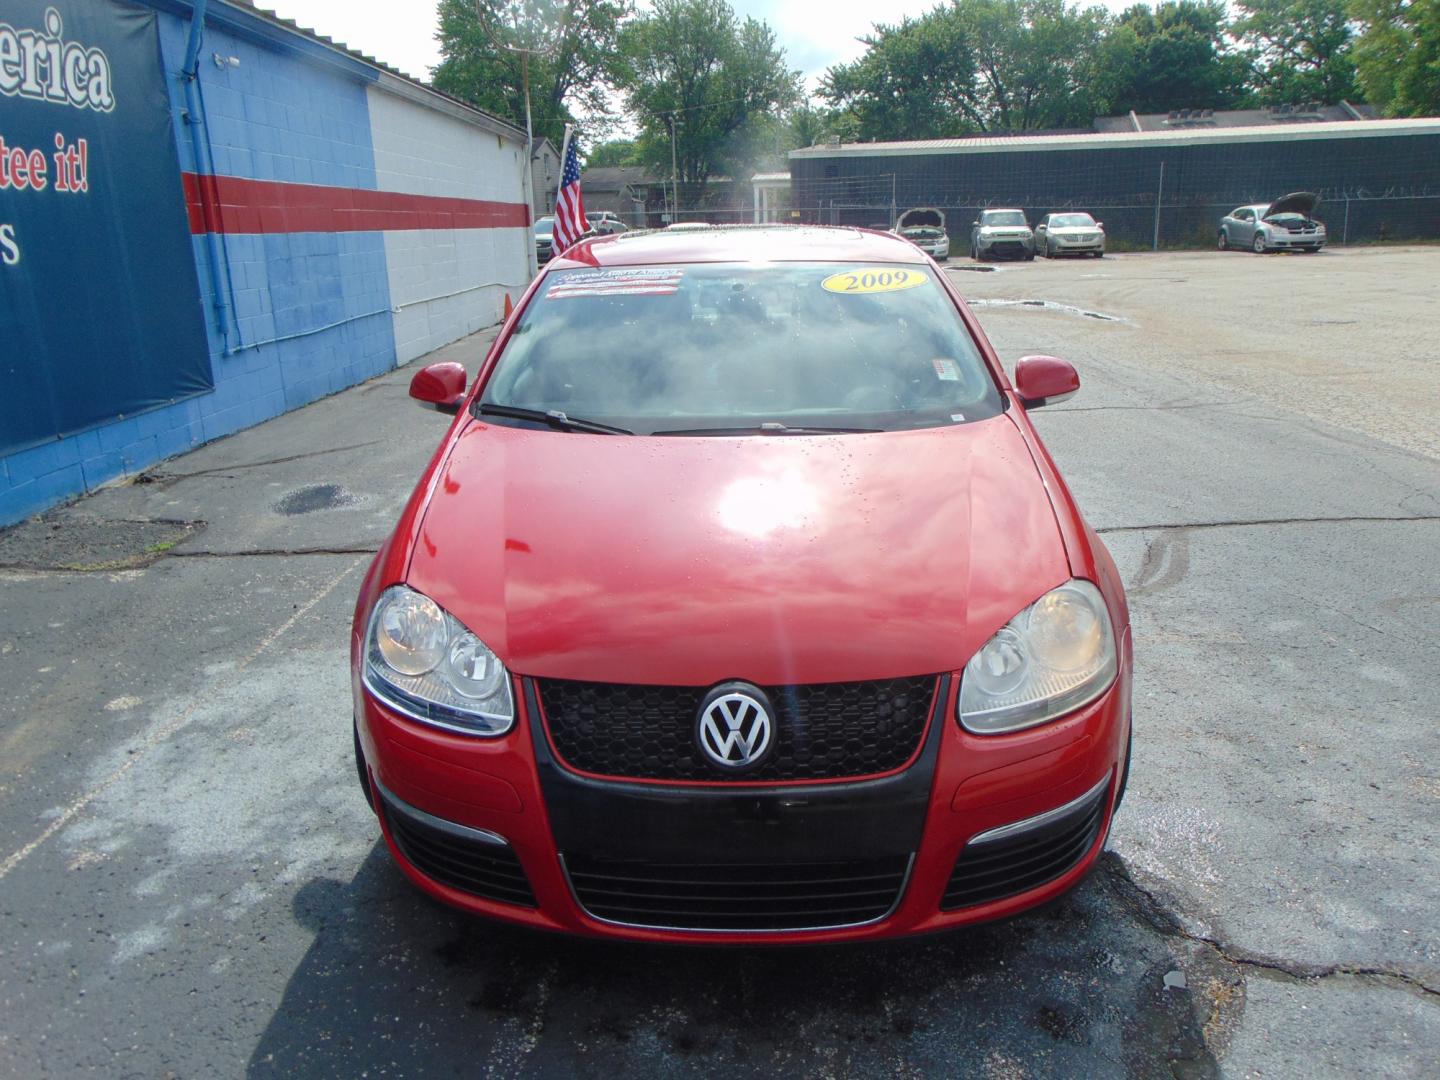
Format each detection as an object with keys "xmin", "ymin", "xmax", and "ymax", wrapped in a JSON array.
[{"xmin": 182, "ymin": 173, "xmax": 531, "ymax": 235}]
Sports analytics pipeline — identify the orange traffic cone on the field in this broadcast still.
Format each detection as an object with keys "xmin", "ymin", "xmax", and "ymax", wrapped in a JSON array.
[{"xmin": 503, "ymin": 293, "xmax": 513, "ymax": 319}]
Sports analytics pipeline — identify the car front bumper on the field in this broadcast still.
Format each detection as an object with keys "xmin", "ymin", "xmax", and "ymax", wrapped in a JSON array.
[
  {"xmin": 1264, "ymin": 233, "xmax": 1326, "ymax": 249},
  {"xmin": 977, "ymin": 237, "xmax": 1034, "ymax": 257},
  {"xmin": 1049, "ymin": 236, "xmax": 1104, "ymax": 253},
  {"xmin": 353, "ymin": 632, "xmax": 1132, "ymax": 944}
]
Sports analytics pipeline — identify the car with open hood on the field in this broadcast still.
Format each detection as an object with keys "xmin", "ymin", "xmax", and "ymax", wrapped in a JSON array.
[
  {"xmin": 895, "ymin": 225, "xmax": 950, "ymax": 260},
  {"xmin": 1219, "ymin": 193, "xmax": 1326, "ymax": 253},
  {"xmin": 351, "ymin": 224, "xmax": 1133, "ymax": 944},
  {"xmin": 971, "ymin": 209, "xmax": 1036, "ymax": 261}
]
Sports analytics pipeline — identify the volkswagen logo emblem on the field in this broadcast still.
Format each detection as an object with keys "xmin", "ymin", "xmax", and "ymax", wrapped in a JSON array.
[{"xmin": 696, "ymin": 682, "xmax": 775, "ymax": 771}]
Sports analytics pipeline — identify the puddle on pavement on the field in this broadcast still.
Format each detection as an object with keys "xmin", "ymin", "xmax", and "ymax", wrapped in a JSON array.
[
  {"xmin": 966, "ymin": 298, "xmax": 1130, "ymax": 323},
  {"xmin": 275, "ymin": 484, "xmax": 353, "ymax": 515}
]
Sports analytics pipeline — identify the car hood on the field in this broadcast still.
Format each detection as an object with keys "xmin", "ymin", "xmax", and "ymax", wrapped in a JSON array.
[
  {"xmin": 1265, "ymin": 192, "xmax": 1320, "ymax": 219},
  {"xmin": 407, "ymin": 415, "xmax": 1069, "ymax": 685},
  {"xmin": 1050, "ymin": 225, "xmax": 1101, "ymax": 235}
]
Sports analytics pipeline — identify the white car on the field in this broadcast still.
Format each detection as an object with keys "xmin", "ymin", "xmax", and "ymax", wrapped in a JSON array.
[
  {"xmin": 1036, "ymin": 213, "xmax": 1105, "ymax": 258},
  {"xmin": 895, "ymin": 226, "xmax": 950, "ymax": 261},
  {"xmin": 588, "ymin": 211, "xmax": 628, "ymax": 235},
  {"xmin": 1218, "ymin": 193, "xmax": 1325, "ymax": 253}
]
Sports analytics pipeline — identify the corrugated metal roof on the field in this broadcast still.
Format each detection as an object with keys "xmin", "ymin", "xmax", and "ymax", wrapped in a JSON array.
[{"xmin": 791, "ymin": 118, "xmax": 1440, "ymax": 159}]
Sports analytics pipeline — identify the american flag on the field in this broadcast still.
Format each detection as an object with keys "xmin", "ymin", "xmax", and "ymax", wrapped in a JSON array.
[{"xmin": 552, "ymin": 129, "xmax": 589, "ymax": 253}]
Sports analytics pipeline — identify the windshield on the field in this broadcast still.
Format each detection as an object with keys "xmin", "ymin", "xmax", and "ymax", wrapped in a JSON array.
[
  {"xmin": 533, "ymin": 218, "xmax": 554, "ymax": 237},
  {"xmin": 981, "ymin": 211, "xmax": 1027, "ymax": 227},
  {"xmin": 1048, "ymin": 214, "xmax": 1095, "ymax": 228},
  {"xmin": 480, "ymin": 262, "xmax": 1003, "ymax": 435}
]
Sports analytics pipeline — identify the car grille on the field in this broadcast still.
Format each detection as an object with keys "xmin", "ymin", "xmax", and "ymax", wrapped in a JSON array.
[
  {"xmin": 379, "ymin": 788, "xmax": 535, "ymax": 907},
  {"xmin": 535, "ymin": 676, "xmax": 937, "ymax": 782},
  {"xmin": 941, "ymin": 780, "xmax": 1108, "ymax": 910},
  {"xmin": 564, "ymin": 854, "xmax": 912, "ymax": 931}
]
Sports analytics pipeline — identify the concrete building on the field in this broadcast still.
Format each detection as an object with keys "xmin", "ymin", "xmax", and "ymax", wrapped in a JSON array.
[{"xmin": 1, "ymin": 0, "xmax": 531, "ymax": 527}]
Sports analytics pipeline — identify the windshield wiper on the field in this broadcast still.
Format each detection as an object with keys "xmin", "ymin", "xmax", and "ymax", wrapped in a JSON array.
[
  {"xmin": 477, "ymin": 403, "xmax": 633, "ymax": 435},
  {"xmin": 652, "ymin": 422, "xmax": 881, "ymax": 437}
]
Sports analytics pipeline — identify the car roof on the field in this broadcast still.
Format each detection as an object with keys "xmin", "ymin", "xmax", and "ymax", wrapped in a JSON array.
[
  {"xmin": 980, "ymin": 208, "xmax": 1025, "ymax": 215},
  {"xmin": 549, "ymin": 224, "xmax": 929, "ymax": 268}
]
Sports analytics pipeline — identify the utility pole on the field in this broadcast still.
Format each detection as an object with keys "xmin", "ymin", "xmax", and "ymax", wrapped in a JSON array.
[
  {"xmin": 520, "ymin": 50, "xmax": 535, "ymax": 275},
  {"xmin": 668, "ymin": 112, "xmax": 680, "ymax": 224},
  {"xmin": 474, "ymin": 1, "xmax": 561, "ymax": 278},
  {"xmin": 1153, "ymin": 161, "xmax": 1165, "ymax": 252}
]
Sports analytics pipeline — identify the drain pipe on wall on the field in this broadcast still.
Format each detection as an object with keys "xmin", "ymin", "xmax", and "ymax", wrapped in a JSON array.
[{"xmin": 180, "ymin": 0, "xmax": 235, "ymax": 353}]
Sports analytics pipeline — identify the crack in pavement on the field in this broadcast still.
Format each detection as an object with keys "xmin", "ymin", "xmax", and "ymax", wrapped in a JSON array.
[
  {"xmin": 1098, "ymin": 514, "xmax": 1440, "ymax": 535},
  {"xmin": 167, "ymin": 545, "xmax": 381, "ymax": 559},
  {"xmin": 1046, "ymin": 400, "xmax": 1244, "ymax": 414},
  {"xmin": 1100, "ymin": 858, "xmax": 1440, "ymax": 1000},
  {"xmin": 140, "ymin": 440, "xmax": 385, "ymax": 487}
]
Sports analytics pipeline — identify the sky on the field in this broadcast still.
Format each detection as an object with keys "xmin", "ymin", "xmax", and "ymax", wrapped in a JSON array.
[{"xmin": 261, "ymin": 1, "xmax": 1137, "ymax": 91}]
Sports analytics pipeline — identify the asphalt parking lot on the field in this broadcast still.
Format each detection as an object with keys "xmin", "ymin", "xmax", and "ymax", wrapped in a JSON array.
[{"xmin": 1, "ymin": 246, "xmax": 1436, "ymax": 1078}]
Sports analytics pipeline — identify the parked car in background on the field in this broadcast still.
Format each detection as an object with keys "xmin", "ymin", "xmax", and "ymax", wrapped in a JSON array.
[
  {"xmin": 534, "ymin": 216, "xmax": 556, "ymax": 264},
  {"xmin": 971, "ymin": 209, "xmax": 1035, "ymax": 261},
  {"xmin": 1036, "ymin": 213, "xmax": 1105, "ymax": 258},
  {"xmin": 589, "ymin": 211, "xmax": 628, "ymax": 235},
  {"xmin": 1219, "ymin": 193, "xmax": 1326, "ymax": 254},
  {"xmin": 896, "ymin": 225, "xmax": 950, "ymax": 261}
]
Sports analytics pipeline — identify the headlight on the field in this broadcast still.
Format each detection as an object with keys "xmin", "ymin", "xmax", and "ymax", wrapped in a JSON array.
[
  {"xmin": 364, "ymin": 584, "xmax": 514, "ymax": 735},
  {"xmin": 958, "ymin": 580, "xmax": 1117, "ymax": 734}
]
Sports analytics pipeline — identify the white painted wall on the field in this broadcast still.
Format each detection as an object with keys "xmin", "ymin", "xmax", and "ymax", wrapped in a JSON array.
[{"xmin": 367, "ymin": 87, "xmax": 530, "ymax": 364}]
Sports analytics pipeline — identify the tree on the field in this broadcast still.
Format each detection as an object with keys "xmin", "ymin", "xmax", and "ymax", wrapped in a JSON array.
[
  {"xmin": 821, "ymin": 10, "xmax": 985, "ymax": 140},
  {"xmin": 1350, "ymin": 0, "xmax": 1440, "ymax": 116},
  {"xmin": 612, "ymin": 0, "xmax": 801, "ymax": 199},
  {"xmin": 820, "ymin": 0, "xmax": 1111, "ymax": 140},
  {"xmin": 1099, "ymin": 2, "xmax": 1252, "ymax": 114},
  {"xmin": 585, "ymin": 139, "xmax": 644, "ymax": 168},
  {"xmin": 1233, "ymin": 0, "xmax": 1358, "ymax": 104},
  {"xmin": 432, "ymin": 0, "xmax": 629, "ymax": 145}
]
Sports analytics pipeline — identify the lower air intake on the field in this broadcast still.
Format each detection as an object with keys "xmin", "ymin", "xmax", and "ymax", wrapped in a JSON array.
[
  {"xmin": 941, "ymin": 779, "xmax": 1109, "ymax": 910},
  {"xmin": 564, "ymin": 854, "xmax": 912, "ymax": 931},
  {"xmin": 379, "ymin": 786, "xmax": 535, "ymax": 908}
]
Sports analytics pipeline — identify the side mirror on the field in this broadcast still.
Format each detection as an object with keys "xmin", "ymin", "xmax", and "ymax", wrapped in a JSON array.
[
  {"xmin": 1014, "ymin": 355, "xmax": 1079, "ymax": 409},
  {"xmin": 971, "ymin": 220, "xmax": 979, "ymax": 226},
  {"xmin": 1096, "ymin": 221, "xmax": 1104, "ymax": 229},
  {"xmin": 409, "ymin": 361, "xmax": 467, "ymax": 414}
]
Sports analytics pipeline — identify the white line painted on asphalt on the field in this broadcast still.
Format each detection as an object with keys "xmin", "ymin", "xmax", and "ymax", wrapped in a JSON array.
[{"xmin": 0, "ymin": 556, "xmax": 365, "ymax": 882}]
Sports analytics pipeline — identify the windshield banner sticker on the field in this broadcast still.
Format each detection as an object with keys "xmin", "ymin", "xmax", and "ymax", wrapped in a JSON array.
[
  {"xmin": 821, "ymin": 268, "xmax": 928, "ymax": 295},
  {"xmin": 547, "ymin": 268, "xmax": 684, "ymax": 299}
]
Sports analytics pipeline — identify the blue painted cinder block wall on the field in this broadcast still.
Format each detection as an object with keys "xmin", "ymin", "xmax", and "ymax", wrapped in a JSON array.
[{"xmin": 0, "ymin": 4, "xmax": 397, "ymax": 527}]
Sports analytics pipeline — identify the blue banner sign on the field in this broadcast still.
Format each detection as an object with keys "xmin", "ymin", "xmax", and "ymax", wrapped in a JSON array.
[{"xmin": 1, "ymin": 1, "xmax": 210, "ymax": 457}]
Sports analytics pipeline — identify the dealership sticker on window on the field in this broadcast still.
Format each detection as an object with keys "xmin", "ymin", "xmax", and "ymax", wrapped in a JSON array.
[
  {"xmin": 821, "ymin": 268, "xmax": 928, "ymax": 295},
  {"xmin": 547, "ymin": 268, "xmax": 684, "ymax": 299},
  {"xmin": 932, "ymin": 358, "xmax": 961, "ymax": 381}
]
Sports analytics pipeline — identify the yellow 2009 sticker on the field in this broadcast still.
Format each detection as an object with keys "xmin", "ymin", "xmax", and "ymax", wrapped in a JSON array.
[{"xmin": 821, "ymin": 268, "xmax": 929, "ymax": 295}]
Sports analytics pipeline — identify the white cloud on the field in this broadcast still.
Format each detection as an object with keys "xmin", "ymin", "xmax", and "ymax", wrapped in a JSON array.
[{"xmin": 260, "ymin": 0, "xmax": 443, "ymax": 82}]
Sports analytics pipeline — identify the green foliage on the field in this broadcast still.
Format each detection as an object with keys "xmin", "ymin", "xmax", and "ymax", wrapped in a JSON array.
[
  {"xmin": 586, "ymin": 139, "xmax": 645, "ymax": 167},
  {"xmin": 1350, "ymin": 0, "xmax": 1440, "ymax": 116},
  {"xmin": 611, "ymin": 0, "xmax": 801, "ymax": 194},
  {"xmin": 431, "ymin": 0, "xmax": 628, "ymax": 144},
  {"xmin": 820, "ymin": 0, "xmax": 1110, "ymax": 138},
  {"xmin": 1233, "ymin": 0, "xmax": 1358, "ymax": 104},
  {"xmin": 1099, "ymin": 2, "xmax": 1252, "ymax": 114}
]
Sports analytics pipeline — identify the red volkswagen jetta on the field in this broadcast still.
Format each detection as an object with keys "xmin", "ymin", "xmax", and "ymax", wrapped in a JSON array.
[{"xmin": 351, "ymin": 225, "xmax": 1132, "ymax": 943}]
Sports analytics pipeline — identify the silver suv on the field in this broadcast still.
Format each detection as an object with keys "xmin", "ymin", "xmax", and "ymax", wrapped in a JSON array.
[{"xmin": 971, "ymin": 209, "xmax": 1035, "ymax": 261}]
